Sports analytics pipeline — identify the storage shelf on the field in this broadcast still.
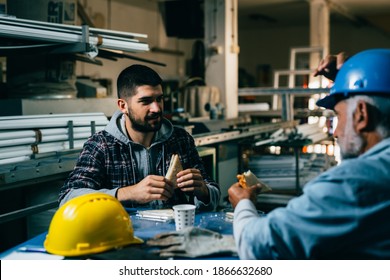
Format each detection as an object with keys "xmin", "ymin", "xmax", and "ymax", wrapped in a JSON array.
[
  {"xmin": 238, "ymin": 87, "xmax": 329, "ymax": 96},
  {"xmin": 0, "ymin": 16, "xmax": 149, "ymax": 54}
]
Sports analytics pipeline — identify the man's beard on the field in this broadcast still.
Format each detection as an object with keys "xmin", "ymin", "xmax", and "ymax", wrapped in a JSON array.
[
  {"xmin": 338, "ymin": 113, "xmax": 365, "ymax": 160},
  {"xmin": 128, "ymin": 110, "xmax": 162, "ymax": 133}
]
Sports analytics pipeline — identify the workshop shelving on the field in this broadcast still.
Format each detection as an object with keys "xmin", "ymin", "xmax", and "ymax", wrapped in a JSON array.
[
  {"xmin": 0, "ymin": 15, "xmax": 149, "ymax": 56},
  {"xmin": 237, "ymin": 47, "xmax": 336, "ymax": 212}
]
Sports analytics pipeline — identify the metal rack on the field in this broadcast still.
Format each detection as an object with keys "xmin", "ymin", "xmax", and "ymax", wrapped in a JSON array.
[
  {"xmin": 0, "ymin": 15, "xmax": 166, "ymax": 67},
  {"xmin": 238, "ymin": 47, "xmax": 335, "ymax": 210},
  {"xmin": 274, "ymin": 47, "xmax": 325, "ymax": 121},
  {"xmin": 0, "ymin": 113, "xmax": 106, "ymax": 225},
  {"xmin": 241, "ymin": 121, "xmax": 330, "ymax": 195},
  {"xmin": 238, "ymin": 87, "xmax": 328, "ymax": 119},
  {"xmin": 238, "ymin": 46, "xmax": 328, "ymax": 121},
  {"xmin": 0, "ymin": 15, "xmax": 149, "ymax": 55},
  {"xmin": 0, "ymin": 113, "xmax": 108, "ymax": 165}
]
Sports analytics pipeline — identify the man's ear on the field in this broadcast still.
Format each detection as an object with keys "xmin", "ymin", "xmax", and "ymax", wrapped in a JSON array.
[
  {"xmin": 354, "ymin": 101, "xmax": 370, "ymax": 132},
  {"xmin": 117, "ymin": 99, "xmax": 127, "ymax": 113}
]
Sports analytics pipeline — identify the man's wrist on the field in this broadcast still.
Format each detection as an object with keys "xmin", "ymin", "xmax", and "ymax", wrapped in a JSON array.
[
  {"xmin": 116, "ymin": 186, "xmax": 132, "ymax": 202},
  {"xmin": 194, "ymin": 184, "xmax": 210, "ymax": 203}
]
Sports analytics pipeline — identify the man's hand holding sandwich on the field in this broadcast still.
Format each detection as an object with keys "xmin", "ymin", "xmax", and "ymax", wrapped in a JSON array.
[
  {"xmin": 165, "ymin": 154, "xmax": 210, "ymax": 204},
  {"xmin": 228, "ymin": 170, "xmax": 271, "ymax": 208}
]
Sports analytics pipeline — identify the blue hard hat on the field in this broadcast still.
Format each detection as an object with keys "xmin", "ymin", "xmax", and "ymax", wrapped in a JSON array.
[{"xmin": 316, "ymin": 48, "xmax": 390, "ymax": 109}]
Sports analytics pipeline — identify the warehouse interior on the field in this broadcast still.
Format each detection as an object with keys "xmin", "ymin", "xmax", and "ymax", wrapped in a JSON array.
[{"xmin": 1, "ymin": 0, "xmax": 390, "ymax": 253}]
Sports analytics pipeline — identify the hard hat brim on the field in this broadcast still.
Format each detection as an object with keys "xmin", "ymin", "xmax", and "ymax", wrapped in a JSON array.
[
  {"xmin": 131, "ymin": 236, "xmax": 144, "ymax": 245},
  {"xmin": 316, "ymin": 93, "xmax": 346, "ymax": 109}
]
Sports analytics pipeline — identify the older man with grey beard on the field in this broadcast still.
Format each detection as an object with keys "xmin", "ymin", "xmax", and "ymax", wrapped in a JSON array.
[{"xmin": 228, "ymin": 49, "xmax": 390, "ymax": 259}]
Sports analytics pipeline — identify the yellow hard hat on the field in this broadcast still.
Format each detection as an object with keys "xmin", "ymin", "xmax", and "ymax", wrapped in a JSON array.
[{"xmin": 44, "ymin": 193, "xmax": 143, "ymax": 257}]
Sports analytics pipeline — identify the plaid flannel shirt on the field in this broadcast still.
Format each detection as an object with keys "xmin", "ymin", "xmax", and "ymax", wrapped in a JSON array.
[{"xmin": 59, "ymin": 125, "xmax": 220, "ymax": 210}]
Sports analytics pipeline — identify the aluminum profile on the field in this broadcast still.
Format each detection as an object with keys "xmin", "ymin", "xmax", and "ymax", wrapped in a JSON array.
[{"xmin": 0, "ymin": 16, "xmax": 149, "ymax": 53}]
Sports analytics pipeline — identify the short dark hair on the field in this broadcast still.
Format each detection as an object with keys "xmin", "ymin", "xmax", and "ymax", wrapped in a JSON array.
[{"xmin": 117, "ymin": 64, "xmax": 163, "ymax": 99}]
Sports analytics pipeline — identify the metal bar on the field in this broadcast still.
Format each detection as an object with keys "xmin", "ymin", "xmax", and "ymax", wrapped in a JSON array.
[
  {"xmin": 0, "ymin": 23, "xmax": 149, "ymax": 52},
  {"xmin": 281, "ymin": 94, "xmax": 291, "ymax": 121},
  {"xmin": 90, "ymin": 121, "xmax": 96, "ymax": 135},
  {"xmin": 196, "ymin": 147, "xmax": 216, "ymax": 181},
  {"xmin": 35, "ymin": 140, "xmax": 86, "ymax": 153},
  {"xmin": 0, "ymin": 20, "xmax": 149, "ymax": 53},
  {"xmin": 193, "ymin": 121, "xmax": 295, "ymax": 146},
  {"xmin": 0, "ymin": 156, "xmax": 31, "ymax": 166},
  {"xmin": 0, "ymin": 137, "xmax": 36, "ymax": 147},
  {"xmin": 0, "ymin": 43, "xmax": 66, "ymax": 56},
  {"xmin": 275, "ymin": 69, "xmax": 316, "ymax": 76},
  {"xmin": 0, "ymin": 112, "xmax": 106, "ymax": 121},
  {"xmin": 238, "ymin": 87, "xmax": 328, "ymax": 96},
  {"xmin": 0, "ymin": 116, "xmax": 108, "ymax": 130},
  {"xmin": 68, "ymin": 121, "xmax": 74, "ymax": 150},
  {"xmin": 0, "ymin": 201, "xmax": 58, "ymax": 224},
  {"xmin": 49, "ymin": 42, "xmax": 90, "ymax": 54},
  {"xmin": 0, "ymin": 16, "xmax": 147, "ymax": 39},
  {"xmin": 99, "ymin": 49, "xmax": 166, "ymax": 67},
  {"xmin": 290, "ymin": 46, "xmax": 324, "ymax": 54},
  {"xmin": 40, "ymin": 126, "xmax": 105, "ymax": 136},
  {"xmin": 0, "ymin": 127, "xmax": 104, "ymax": 146},
  {"xmin": 41, "ymin": 132, "xmax": 92, "ymax": 142},
  {"xmin": 73, "ymin": 53, "xmax": 104, "ymax": 65},
  {"xmin": 0, "ymin": 146, "xmax": 33, "ymax": 159}
]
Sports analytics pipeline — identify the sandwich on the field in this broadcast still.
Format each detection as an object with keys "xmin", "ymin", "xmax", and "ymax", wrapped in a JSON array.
[
  {"xmin": 165, "ymin": 154, "xmax": 183, "ymax": 188},
  {"xmin": 237, "ymin": 170, "xmax": 272, "ymax": 192}
]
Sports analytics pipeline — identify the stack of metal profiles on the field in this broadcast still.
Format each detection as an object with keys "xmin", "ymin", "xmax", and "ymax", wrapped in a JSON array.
[
  {"xmin": 0, "ymin": 15, "xmax": 149, "ymax": 55},
  {"xmin": 0, "ymin": 112, "xmax": 110, "ymax": 224},
  {"xmin": 250, "ymin": 122, "xmax": 332, "ymax": 190},
  {"xmin": 248, "ymin": 153, "xmax": 335, "ymax": 192},
  {"xmin": 0, "ymin": 113, "xmax": 108, "ymax": 166}
]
